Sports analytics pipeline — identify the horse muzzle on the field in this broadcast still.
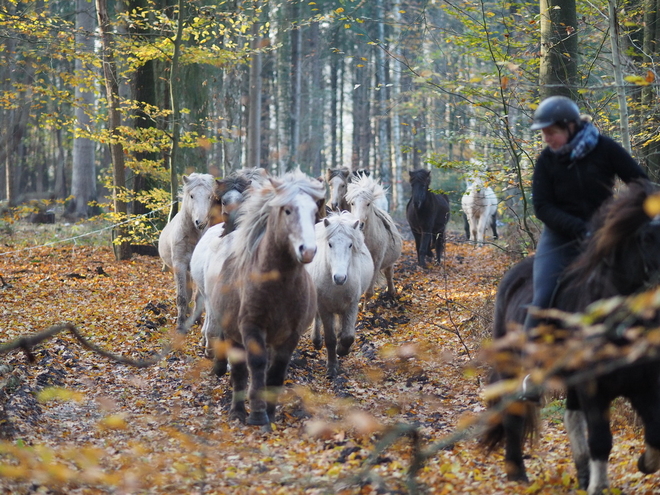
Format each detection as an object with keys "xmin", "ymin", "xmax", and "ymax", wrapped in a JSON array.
[
  {"xmin": 333, "ymin": 273, "xmax": 347, "ymax": 286},
  {"xmin": 299, "ymin": 245, "xmax": 317, "ymax": 264}
]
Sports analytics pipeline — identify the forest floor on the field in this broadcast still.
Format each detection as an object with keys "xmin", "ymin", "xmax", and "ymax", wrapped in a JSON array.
[{"xmin": 0, "ymin": 224, "xmax": 657, "ymax": 494}]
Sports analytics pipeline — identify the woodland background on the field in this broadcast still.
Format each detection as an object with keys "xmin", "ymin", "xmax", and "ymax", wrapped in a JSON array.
[
  {"xmin": 3, "ymin": 0, "xmax": 660, "ymax": 493},
  {"xmin": 1, "ymin": 0, "xmax": 660, "ymax": 258}
]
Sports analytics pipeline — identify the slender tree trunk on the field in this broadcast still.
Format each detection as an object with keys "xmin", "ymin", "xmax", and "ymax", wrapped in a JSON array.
[
  {"xmin": 539, "ymin": 0, "xmax": 578, "ymax": 99},
  {"xmin": 166, "ymin": 0, "xmax": 185, "ymax": 222},
  {"xmin": 309, "ymin": 20, "xmax": 324, "ymax": 177},
  {"xmin": 247, "ymin": 4, "xmax": 262, "ymax": 169},
  {"xmin": 96, "ymin": 0, "xmax": 131, "ymax": 260},
  {"xmin": 608, "ymin": 1, "xmax": 632, "ymax": 153},
  {"xmin": 391, "ymin": 0, "xmax": 403, "ymax": 212},
  {"xmin": 375, "ymin": 0, "xmax": 391, "ymax": 203},
  {"xmin": 288, "ymin": 1, "xmax": 301, "ymax": 171},
  {"xmin": 70, "ymin": 0, "xmax": 97, "ymax": 218},
  {"xmin": 330, "ymin": 29, "xmax": 339, "ymax": 171},
  {"xmin": 642, "ymin": 0, "xmax": 660, "ymax": 179}
]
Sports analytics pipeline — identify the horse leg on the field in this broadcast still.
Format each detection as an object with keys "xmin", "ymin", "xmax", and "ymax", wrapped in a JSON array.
[
  {"xmin": 418, "ymin": 232, "xmax": 432, "ymax": 267},
  {"xmin": 628, "ymin": 387, "xmax": 660, "ymax": 474},
  {"xmin": 321, "ymin": 311, "xmax": 338, "ymax": 379},
  {"xmin": 337, "ymin": 304, "xmax": 358, "ymax": 358},
  {"xmin": 434, "ymin": 229, "xmax": 446, "ymax": 263},
  {"xmin": 491, "ymin": 211, "xmax": 499, "ymax": 240},
  {"xmin": 311, "ymin": 315, "xmax": 323, "ymax": 350},
  {"xmin": 228, "ymin": 349, "xmax": 248, "ymax": 423},
  {"xmin": 578, "ymin": 386, "xmax": 612, "ymax": 495},
  {"xmin": 173, "ymin": 263, "xmax": 190, "ymax": 333},
  {"xmin": 383, "ymin": 265, "xmax": 396, "ymax": 296},
  {"xmin": 242, "ymin": 325, "xmax": 269, "ymax": 426},
  {"xmin": 564, "ymin": 388, "xmax": 590, "ymax": 490},
  {"xmin": 412, "ymin": 231, "xmax": 423, "ymax": 264},
  {"xmin": 502, "ymin": 409, "xmax": 529, "ymax": 482},
  {"xmin": 265, "ymin": 335, "xmax": 301, "ymax": 421},
  {"xmin": 463, "ymin": 213, "xmax": 470, "ymax": 240}
]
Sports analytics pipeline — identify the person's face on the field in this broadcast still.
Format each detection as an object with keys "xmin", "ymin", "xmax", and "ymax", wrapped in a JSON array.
[{"xmin": 541, "ymin": 124, "xmax": 570, "ymax": 151}]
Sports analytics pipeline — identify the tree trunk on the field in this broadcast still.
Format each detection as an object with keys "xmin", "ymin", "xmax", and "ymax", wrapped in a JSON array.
[
  {"xmin": 247, "ymin": 6, "xmax": 262, "ymax": 170},
  {"xmin": 96, "ymin": 0, "xmax": 131, "ymax": 260},
  {"xmin": 391, "ymin": 0, "xmax": 403, "ymax": 212},
  {"xmin": 539, "ymin": 0, "xmax": 578, "ymax": 99},
  {"xmin": 375, "ymin": 0, "xmax": 391, "ymax": 204},
  {"xmin": 70, "ymin": 0, "xmax": 97, "ymax": 218},
  {"xmin": 608, "ymin": 1, "xmax": 632, "ymax": 153},
  {"xmin": 288, "ymin": 0, "xmax": 301, "ymax": 171},
  {"xmin": 642, "ymin": 0, "xmax": 660, "ymax": 180}
]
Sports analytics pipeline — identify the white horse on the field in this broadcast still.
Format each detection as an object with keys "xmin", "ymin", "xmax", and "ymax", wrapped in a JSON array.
[
  {"xmin": 345, "ymin": 174, "xmax": 402, "ymax": 299},
  {"xmin": 305, "ymin": 211, "xmax": 374, "ymax": 378},
  {"xmin": 351, "ymin": 169, "xmax": 389, "ymax": 212},
  {"xmin": 461, "ymin": 177, "xmax": 498, "ymax": 246},
  {"xmin": 158, "ymin": 173, "xmax": 217, "ymax": 332}
]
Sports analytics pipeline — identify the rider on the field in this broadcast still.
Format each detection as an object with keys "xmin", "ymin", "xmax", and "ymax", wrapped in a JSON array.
[{"xmin": 524, "ymin": 95, "xmax": 648, "ymax": 336}]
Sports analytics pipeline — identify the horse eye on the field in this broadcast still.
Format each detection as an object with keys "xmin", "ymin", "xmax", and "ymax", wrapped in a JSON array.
[
  {"xmin": 349, "ymin": 243, "xmax": 353, "ymax": 249},
  {"xmin": 284, "ymin": 208, "xmax": 291, "ymax": 215},
  {"xmin": 328, "ymin": 242, "xmax": 333, "ymax": 248},
  {"xmin": 190, "ymin": 194, "xmax": 194, "ymax": 199}
]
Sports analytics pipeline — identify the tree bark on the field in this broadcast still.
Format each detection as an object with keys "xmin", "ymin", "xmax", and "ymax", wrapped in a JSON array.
[
  {"xmin": 70, "ymin": 0, "xmax": 97, "ymax": 218},
  {"xmin": 288, "ymin": 0, "xmax": 301, "ymax": 171},
  {"xmin": 247, "ymin": 5, "xmax": 262, "ymax": 170},
  {"xmin": 539, "ymin": 0, "xmax": 578, "ymax": 99},
  {"xmin": 96, "ymin": 0, "xmax": 131, "ymax": 260}
]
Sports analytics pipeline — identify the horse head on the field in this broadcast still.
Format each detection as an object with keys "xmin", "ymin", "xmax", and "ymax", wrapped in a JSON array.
[
  {"xmin": 213, "ymin": 176, "xmax": 250, "ymax": 228},
  {"xmin": 326, "ymin": 167, "xmax": 350, "ymax": 211},
  {"xmin": 322, "ymin": 212, "xmax": 362, "ymax": 285},
  {"xmin": 409, "ymin": 169, "xmax": 431, "ymax": 209},
  {"xmin": 182, "ymin": 173, "xmax": 216, "ymax": 231},
  {"xmin": 269, "ymin": 173, "xmax": 325, "ymax": 264},
  {"xmin": 345, "ymin": 175, "xmax": 386, "ymax": 230}
]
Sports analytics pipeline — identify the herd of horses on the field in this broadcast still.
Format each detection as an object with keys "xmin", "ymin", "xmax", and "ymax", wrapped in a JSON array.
[{"xmin": 157, "ymin": 166, "xmax": 660, "ymax": 494}]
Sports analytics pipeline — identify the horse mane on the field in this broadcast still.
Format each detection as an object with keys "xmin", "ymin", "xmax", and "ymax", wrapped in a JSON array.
[
  {"xmin": 180, "ymin": 173, "xmax": 215, "ymax": 201},
  {"xmin": 564, "ymin": 179, "xmax": 655, "ymax": 287},
  {"xmin": 345, "ymin": 174, "xmax": 386, "ymax": 204},
  {"xmin": 214, "ymin": 175, "xmax": 250, "ymax": 199},
  {"xmin": 321, "ymin": 211, "xmax": 365, "ymax": 252},
  {"xmin": 231, "ymin": 170, "xmax": 326, "ymax": 271},
  {"xmin": 326, "ymin": 167, "xmax": 350, "ymax": 181},
  {"xmin": 409, "ymin": 169, "xmax": 430, "ymax": 185}
]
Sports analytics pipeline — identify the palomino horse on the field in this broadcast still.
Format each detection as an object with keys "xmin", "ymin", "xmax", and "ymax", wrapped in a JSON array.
[
  {"xmin": 203, "ymin": 170, "xmax": 325, "ymax": 425},
  {"xmin": 306, "ymin": 211, "xmax": 374, "ymax": 378},
  {"xmin": 461, "ymin": 177, "xmax": 498, "ymax": 245},
  {"xmin": 158, "ymin": 173, "xmax": 217, "ymax": 332},
  {"xmin": 405, "ymin": 169, "xmax": 450, "ymax": 267},
  {"xmin": 483, "ymin": 180, "xmax": 660, "ymax": 494},
  {"xmin": 345, "ymin": 174, "xmax": 402, "ymax": 299}
]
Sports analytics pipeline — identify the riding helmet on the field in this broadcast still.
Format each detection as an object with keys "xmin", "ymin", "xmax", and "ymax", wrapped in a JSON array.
[{"xmin": 530, "ymin": 96, "xmax": 581, "ymax": 130}]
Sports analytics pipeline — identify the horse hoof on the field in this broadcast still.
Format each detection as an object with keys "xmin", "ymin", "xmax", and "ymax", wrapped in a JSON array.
[
  {"xmin": 326, "ymin": 367, "xmax": 338, "ymax": 380},
  {"xmin": 229, "ymin": 408, "xmax": 246, "ymax": 424},
  {"xmin": 213, "ymin": 359, "xmax": 228, "ymax": 377},
  {"xmin": 247, "ymin": 411, "xmax": 269, "ymax": 426},
  {"xmin": 312, "ymin": 338, "xmax": 323, "ymax": 350},
  {"xmin": 337, "ymin": 339, "xmax": 354, "ymax": 357}
]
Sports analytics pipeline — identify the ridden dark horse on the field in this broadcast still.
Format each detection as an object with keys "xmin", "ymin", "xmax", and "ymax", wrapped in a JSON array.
[
  {"xmin": 405, "ymin": 169, "xmax": 450, "ymax": 267},
  {"xmin": 204, "ymin": 170, "xmax": 325, "ymax": 426},
  {"xmin": 483, "ymin": 180, "xmax": 660, "ymax": 494}
]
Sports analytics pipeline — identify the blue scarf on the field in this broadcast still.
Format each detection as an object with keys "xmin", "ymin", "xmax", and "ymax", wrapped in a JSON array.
[{"xmin": 554, "ymin": 121, "xmax": 600, "ymax": 161}]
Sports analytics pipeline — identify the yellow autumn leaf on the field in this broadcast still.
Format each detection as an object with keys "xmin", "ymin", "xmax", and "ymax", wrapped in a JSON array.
[
  {"xmin": 98, "ymin": 414, "xmax": 128, "ymax": 430},
  {"xmin": 643, "ymin": 193, "xmax": 660, "ymax": 217}
]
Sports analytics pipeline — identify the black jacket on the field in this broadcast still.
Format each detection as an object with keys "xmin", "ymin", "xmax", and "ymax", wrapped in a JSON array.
[{"xmin": 532, "ymin": 134, "xmax": 648, "ymax": 239}]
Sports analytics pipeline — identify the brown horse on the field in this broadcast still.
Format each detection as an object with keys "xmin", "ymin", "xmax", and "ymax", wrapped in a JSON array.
[
  {"xmin": 204, "ymin": 170, "xmax": 325, "ymax": 426},
  {"xmin": 484, "ymin": 180, "xmax": 660, "ymax": 494}
]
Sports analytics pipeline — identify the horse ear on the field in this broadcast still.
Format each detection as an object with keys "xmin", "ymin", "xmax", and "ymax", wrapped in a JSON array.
[
  {"xmin": 182, "ymin": 175, "xmax": 190, "ymax": 184},
  {"xmin": 268, "ymin": 176, "xmax": 282, "ymax": 188},
  {"xmin": 352, "ymin": 220, "xmax": 360, "ymax": 230},
  {"xmin": 324, "ymin": 218, "xmax": 330, "ymax": 227}
]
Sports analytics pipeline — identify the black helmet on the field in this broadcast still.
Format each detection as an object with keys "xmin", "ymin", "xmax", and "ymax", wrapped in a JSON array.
[{"xmin": 530, "ymin": 96, "xmax": 581, "ymax": 130}]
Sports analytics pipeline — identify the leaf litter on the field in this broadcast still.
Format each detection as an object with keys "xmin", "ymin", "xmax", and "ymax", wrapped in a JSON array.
[{"xmin": 0, "ymin": 236, "xmax": 658, "ymax": 494}]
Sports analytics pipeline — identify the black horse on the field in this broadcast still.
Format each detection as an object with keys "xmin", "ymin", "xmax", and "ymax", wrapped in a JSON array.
[
  {"xmin": 405, "ymin": 169, "xmax": 450, "ymax": 267},
  {"xmin": 483, "ymin": 180, "xmax": 660, "ymax": 494}
]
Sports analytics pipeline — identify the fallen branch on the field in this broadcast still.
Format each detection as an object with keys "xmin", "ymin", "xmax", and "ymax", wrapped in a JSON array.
[{"xmin": 0, "ymin": 323, "xmax": 171, "ymax": 367}]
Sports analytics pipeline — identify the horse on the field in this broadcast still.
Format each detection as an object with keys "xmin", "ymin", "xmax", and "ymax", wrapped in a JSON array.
[
  {"xmin": 405, "ymin": 169, "xmax": 450, "ymax": 267},
  {"xmin": 305, "ymin": 211, "xmax": 374, "ymax": 378},
  {"xmin": 326, "ymin": 167, "xmax": 351, "ymax": 212},
  {"xmin": 345, "ymin": 174, "xmax": 402, "ymax": 299},
  {"xmin": 461, "ymin": 177, "xmax": 498, "ymax": 245},
  {"xmin": 351, "ymin": 169, "xmax": 389, "ymax": 212},
  {"xmin": 211, "ymin": 174, "xmax": 251, "ymax": 234},
  {"xmin": 158, "ymin": 173, "xmax": 217, "ymax": 333},
  {"xmin": 203, "ymin": 170, "xmax": 325, "ymax": 426},
  {"xmin": 483, "ymin": 180, "xmax": 660, "ymax": 494}
]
